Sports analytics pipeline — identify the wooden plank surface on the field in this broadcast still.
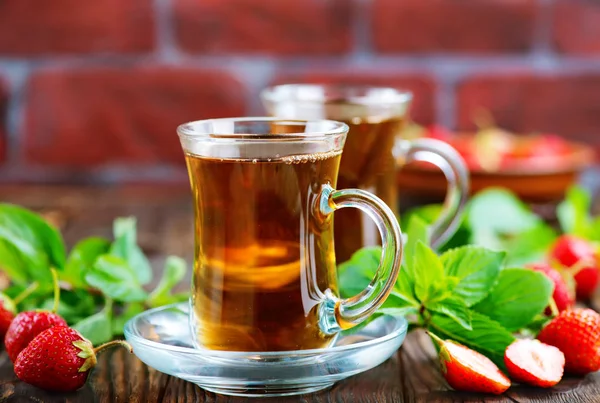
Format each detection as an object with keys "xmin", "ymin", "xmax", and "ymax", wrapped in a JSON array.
[{"xmin": 0, "ymin": 185, "xmax": 599, "ymax": 403}]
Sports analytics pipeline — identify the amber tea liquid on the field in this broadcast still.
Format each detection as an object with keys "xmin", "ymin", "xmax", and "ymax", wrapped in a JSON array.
[
  {"xmin": 186, "ymin": 151, "xmax": 341, "ymax": 351},
  {"xmin": 334, "ymin": 116, "xmax": 405, "ymax": 263}
]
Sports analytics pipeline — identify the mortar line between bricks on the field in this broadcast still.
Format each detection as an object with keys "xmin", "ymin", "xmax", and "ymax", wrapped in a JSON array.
[{"xmin": 153, "ymin": 0, "xmax": 184, "ymax": 63}]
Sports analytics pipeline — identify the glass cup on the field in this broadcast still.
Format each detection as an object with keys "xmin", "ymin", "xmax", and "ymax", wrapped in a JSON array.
[
  {"xmin": 177, "ymin": 118, "xmax": 403, "ymax": 352},
  {"xmin": 261, "ymin": 84, "xmax": 469, "ymax": 263}
]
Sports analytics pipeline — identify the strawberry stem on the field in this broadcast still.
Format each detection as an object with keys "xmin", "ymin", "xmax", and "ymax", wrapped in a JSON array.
[
  {"xmin": 426, "ymin": 331, "xmax": 445, "ymax": 347},
  {"xmin": 548, "ymin": 297, "xmax": 559, "ymax": 317},
  {"xmin": 93, "ymin": 340, "xmax": 133, "ymax": 356},
  {"xmin": 12, "ymin": 282, "xmax": 39, "ymax": 305},
  {"xmin": 50, "ymin": 268, "xmax": 60, "ymax": 313}
]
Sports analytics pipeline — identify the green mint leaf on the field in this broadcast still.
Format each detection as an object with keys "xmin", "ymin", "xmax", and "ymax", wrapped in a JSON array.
[
  {"xmin": 502, "ymin": 223, "xmax": 557, "ymax": 266},
  {"xmin": 468, "ymin": 189, "xmax": 540, "ymax": 248},
  {"xmin": 426, "ymin": 296, "xmax": 472, "ymax": 331},
  {"xmin": 110, "ymin": 217, "xmax": 152, "ymax": 285},
  {"xmin": 473, "ymin": 268, "xmax": 554, "ymax": 331},
  {"xmin": 0, "ymin": 241, "xmax": 29, "ymax": 284},
  {"xmin": 428, "ymin": 310, "xmax": 515, "ymax": 369},
  {"xmin": 338, "ymin": 247, "xmax": 381, "ymax": 298},
  {"xmin": 38, "ymin": 289, "xmax": 97, "ymax": 324},
  {"xmin": 412, "ymin": 241, "xmax": 444, "ymax": 302},
  {"xmin": 112, "ymin": 302, "xmax": 146, "ymax": 336},
  {"xmin": 63, "ymin": 237, "xmax": 111, "ymax": 288},
  {"xmin": 424, "ymin": 276, "xmax": 460, "ymax": 305},
  {"xmin": 440, "ymin": 246, "xmax": 504, "ymax": 307},
  {"xmin": 404, "ymin": 216, "xmax": 432, "ymax": 271},
  {"xmin": 402, "ymin": 204, "xmax": 470, "ymax": 252},
  {"xmin": 0, "ymin": 204, "xmax": 66, "ymax": 281},
  {"xmin": 148, "ymin": 256, "xmax": 187, "ymax": 308},
  {"xmin": 72, "ymin": 301, "xmax": 112, "ymax": 345},
  {"xmin": 557, "ymin": 185, "xmax": 592, "ymax": 238},
  {"xmin": 85, "ymin": 255, "xmax": 148, "ymax": 302}
]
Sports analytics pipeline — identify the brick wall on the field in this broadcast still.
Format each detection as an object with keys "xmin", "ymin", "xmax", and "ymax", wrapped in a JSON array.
[{"xmin": 0, "ymin": 0, "xmax": 599, "ymax": 183}]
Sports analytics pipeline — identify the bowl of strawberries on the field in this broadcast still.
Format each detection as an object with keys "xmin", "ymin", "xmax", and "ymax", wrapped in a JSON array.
[{"xmin": 398, "ymin": 124, "xmax": 595, "ymax": 202}]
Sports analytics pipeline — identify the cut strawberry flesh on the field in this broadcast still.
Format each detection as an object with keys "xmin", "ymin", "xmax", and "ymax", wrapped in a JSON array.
[
  {"xmin": 444, "ymin": 341, "xmax": 511, "ymax": 392},
  {"xmin": 505, "ymin": 339, "xmax": 564, "ymax": 388}
]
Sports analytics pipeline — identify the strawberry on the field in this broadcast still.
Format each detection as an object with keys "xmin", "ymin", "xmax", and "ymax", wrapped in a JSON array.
[
  {"xmin": 537, "ymin": 308, "xmax": 600, "ymax": 375},
  {"xmin": 4, "ymin": 271, "xmax": 65, "ymax": 362},
  {"xmin": 0, "ymin": 294, "xmax": 16, "ymax": 341},
  {"xmin": 14, "ymin": 326, "xmax": 132, "ymax": 392},
  {"xmin": 4, "ymin": 311, "xmax": 66, "ymax": 361},
  {"xmin": 429, "ymin": 332, "xmax": 511, "ymax": 395},
  {"xmin": 504, "ymin": 339, "xmax": 564, "ymax": 388},
  {"xmin": 550, "ymin": 235, "xmax": 600, "ymax": 300},
  {"xmin": 527, "ymin": 263, "xmax": 575, "ymax": 313}
]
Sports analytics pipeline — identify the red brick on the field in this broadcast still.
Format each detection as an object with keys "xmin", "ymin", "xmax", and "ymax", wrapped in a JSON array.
[
  {"xmin": 270, "ymin": 72, "xmax": 437, "ymax": 124},
  {"xmin": 372, "ymin": 0, "xmax": 536, "ymax": 53},
  {"xmin": 457, "ymin": 74, "xmax": 600, "ymax": 146},
  {"xmin": 552, "ymin": 0, "xmax": 600, "ymax": 55},
  {"xmin": 0, "ymin": 80, "xmax": 7, "ymax": 163},
  {"xmin": 24, "ymin": 68, "xmax": 246, "ymax": 167},
  {"xmin": 173, "ymin": 0, "xmax": 351, "ymax": 55},
  {"xmin": 0, "ymin": 0, "xmax": 155, "ymax": 55}
]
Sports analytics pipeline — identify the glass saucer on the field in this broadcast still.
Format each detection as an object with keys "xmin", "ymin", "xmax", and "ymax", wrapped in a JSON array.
[{"xmin": 124, "ymin": 303, "xmax": 408, "ymax": 397}]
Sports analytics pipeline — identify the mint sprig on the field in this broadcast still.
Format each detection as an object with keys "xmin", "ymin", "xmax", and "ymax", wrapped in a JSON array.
[
  {"xmin": 0, "ymin": 204, "xmax": 189, "ymax": 344},
  {"xmin": 339, "ymin": 216, "xmax": 554, "ymax": 367}
]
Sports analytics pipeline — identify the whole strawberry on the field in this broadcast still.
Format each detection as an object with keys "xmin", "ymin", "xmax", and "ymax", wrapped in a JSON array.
[
  {"xmin": 527, "ymin": 263, "xmax": 575, "ymax": 313},
  {"xmin": 0, "ymin": 295, "xmax": 16, "ymax": 341},
  {"xmin": 14, "ymin": 326, "xmax": 132, "ymax": 392},
  {"xmin": 550, "ymin": 235, "xmax": 599, "ymax": 300},
  {"xmin": 538, "ymin": 308, "xmax": 600, "ymax": 375},
  {"xmin": 504, "ymin": 339, "xmax": 564, "ymax": 388},
  {"xmin": 4, "ymin": 271, "xmax": 65, "ymax": 362},
  {"xmin": 429, "ymin": 332, "xmax": 511, "ymax": 395}
]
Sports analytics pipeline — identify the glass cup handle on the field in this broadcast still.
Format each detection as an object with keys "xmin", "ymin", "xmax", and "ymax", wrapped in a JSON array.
[
  {"xmin": 316, "ymin": 185, "xmax": 403, "ymax": 335},
  {"xmin": 395, "ymin": 138, "xmax": 470, "ymax": 249}
]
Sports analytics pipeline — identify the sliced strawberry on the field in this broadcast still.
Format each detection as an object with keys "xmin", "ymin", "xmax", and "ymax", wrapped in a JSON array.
[
  {"xmin": 429, "ymin": 333, "xmax": 511, "ymax": 395},
  {"xmin": 504, "ymin": 339, "xmax": 564, "ymax": 388}
]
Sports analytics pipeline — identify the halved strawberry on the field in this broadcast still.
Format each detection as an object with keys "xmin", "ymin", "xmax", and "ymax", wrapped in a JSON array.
[
  {"xmin": 504, "ymin": 339, "xmax": 564, "ymax": 388},
  {"xmin": 429, "ymin": 332, "xmax": 511, "ymax": 395}
]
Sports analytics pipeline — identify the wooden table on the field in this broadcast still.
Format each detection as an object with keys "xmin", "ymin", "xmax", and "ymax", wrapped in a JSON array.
[{"xmin": 1, "ymin": 185, "xmax": 599, "ymax": 403}]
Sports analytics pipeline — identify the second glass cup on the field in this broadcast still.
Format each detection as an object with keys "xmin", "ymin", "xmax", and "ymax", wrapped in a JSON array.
[{"xmin": 261, "ymin": 84, "xmax": 469, "ymax": 263}]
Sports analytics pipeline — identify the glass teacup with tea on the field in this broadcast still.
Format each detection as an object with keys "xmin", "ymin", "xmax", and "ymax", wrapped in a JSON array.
[
  {"xmin": 177, "ymin": 118, "xmax": 403, "ymax": 352},
  {"xmin": 261, "ymin": 84, "xmax": 469, "ymax": 263}
]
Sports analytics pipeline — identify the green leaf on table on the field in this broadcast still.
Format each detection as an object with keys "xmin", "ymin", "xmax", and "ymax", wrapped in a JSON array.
[
  {"xmin": 85, "ymin": 255, "xmax": 148, "ymax": 302},
  {"xmin": 148, "ymin": 256, "xmax": 188, "ymax": 308},
  {"xmin": 110, "ymin": 217, "xmax": 152, "ymax": 285},
  {"xmin": 338, "ymin": 247, "xmax": 381, "ymax": 298},
  {"xmin": 0, "ymin": 204, "xmax": 66, "ymax": 282},
  {"xmin": 557, "ymin": 185, "xmax": 592, "ymax": 238},
  {"xmin": 412, "ymin": 241, "xmax": 444, "ymax": 302},
  {"xmin": 473, "ymin": 268, "xmax": 553, "ymax": 331},
  {"xmin": 426, "ymin": 296, "xmax": 472, "ymax": 331},
  {"xmin": 73, "ymin": 301, "xmax": 113, "ymax": 345},
  {"xmin": 112, "ymin": 302, "xmax": 146, "ymax": 336},
  {"xmin": 63, "ymin": 237, "xmax": 111, "ymax": 288},
  {"xmin": 440, "ymin": 246, "xmax": 504, "ymax": 307},
  {"xmin": 428, "ymin": 310, "xmax": 516, "ymax": 369}
]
